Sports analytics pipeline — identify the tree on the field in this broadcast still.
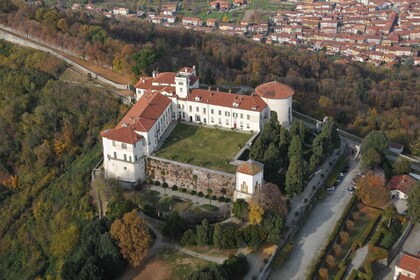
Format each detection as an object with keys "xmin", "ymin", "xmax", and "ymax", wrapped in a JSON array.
[
  {"xmin": 252, "ymin": 183, "xmax": 288, "ymax": 218},
  {"xmin": 110, "ymin": 210, "xmax": 152, "ymax": 266},
  {"xmin": 232, "ymin": 199, "xmax": 248, "ymax": 221},
  {"xmin": 392, "ymin": 157, "xmax": 411, "ymax": 175},
  {"xmin": 285, "ymin": 156, "xmax": 304, "ymax": 195},
  {"xmin": 356, "ymin": 172, "xmax": 389, "ymax": 208},
  {"xmin": 362, "ymin": 148, "xmax": 383, "ymax": 169},
  {"xmin": 248, "ymin": 200, "xmax": 264, "ymax": 225},
  {"xmin": 162, "ymin": 212, "xmax": 187, "ymax": 240},
  {"xmin": 407, "ymin": 182, "xmax": 420, "ymax": 223},
  {"xmin": 207, "ymin": 188, "xmax": 213, "ymax": 205},
  {"xmin": 196, "ymin": 219, "xmax": 210, "ymax": 246},
  {"xmin": 162, "ymin": 182, "xmax": 169, "ymax": 195},
  {"xmin": 213, "ymin": 223, "xmax": 223, "ymax": 249},
  {"xmin": 181, "ymin": 229, "xmax": 197, "ymax": 246},
  {"xmin": 131, "ymin": 48, "xmax": 156, "ymax": 76},
  {"xmin": 106, "ymin": 199, "xmax": 135, "ymax": 221},
  {"xmin": 361, "ymin": 130, "xmax": 388, "ymax": 155},
  {"xmin": 288, "ymin": 135, "xmax": 303, "ymax": 161},
  {"xmin": 261, "ymin": 210, "xmax": 284, "ymax": 243}
]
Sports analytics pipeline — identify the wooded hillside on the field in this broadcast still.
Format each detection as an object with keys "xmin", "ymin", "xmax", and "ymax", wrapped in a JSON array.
[{"xmin": 0, "ymin": 41, "xmax": 124, "ymax": 278}]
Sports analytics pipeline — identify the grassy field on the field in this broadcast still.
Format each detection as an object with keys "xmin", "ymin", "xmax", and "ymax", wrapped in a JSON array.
[{"xmin": 154, "ymin": 123, "xmax": 251, "ymax": 173}]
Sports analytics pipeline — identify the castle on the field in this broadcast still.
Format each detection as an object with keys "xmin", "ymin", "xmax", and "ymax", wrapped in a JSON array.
[{"xmin": 101, "ymin": 66, "xmax": 294, "ymax": 199}]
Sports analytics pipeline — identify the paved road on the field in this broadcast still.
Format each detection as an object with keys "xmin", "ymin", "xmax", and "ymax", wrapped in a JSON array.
[{"xmin": 268, "ymin": 158, "xmax": 362, "ymax": 280}]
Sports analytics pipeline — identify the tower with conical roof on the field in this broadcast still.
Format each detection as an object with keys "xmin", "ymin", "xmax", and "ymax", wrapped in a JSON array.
[
  {"xmin": 255, "ymin": 81, "xmax": 295, "ymax": 128},
  {"xmin": 234, "ymin": 159, "xmax": 264, "ymax": 201}
]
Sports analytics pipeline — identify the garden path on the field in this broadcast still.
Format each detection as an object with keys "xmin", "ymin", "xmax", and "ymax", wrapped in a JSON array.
[{"xmin": 348, "ymin": 244, "xmax": 369, "ymax": 271}]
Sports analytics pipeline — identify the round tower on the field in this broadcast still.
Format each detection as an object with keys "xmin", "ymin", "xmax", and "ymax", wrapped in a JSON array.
[{"xmin": 255, "ymin": 81, "xmax": 295, "ymax": 128}]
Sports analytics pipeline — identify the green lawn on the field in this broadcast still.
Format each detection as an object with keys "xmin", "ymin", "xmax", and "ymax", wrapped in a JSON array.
[{"xmin": 154, "ymin": 123, "xmax": 251, "ymax": 173}]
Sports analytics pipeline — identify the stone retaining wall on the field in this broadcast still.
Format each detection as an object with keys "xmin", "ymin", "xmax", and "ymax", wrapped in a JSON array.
[{"xmin": 147, "ymin": 156, "xmax": 236, "ymax": 197}]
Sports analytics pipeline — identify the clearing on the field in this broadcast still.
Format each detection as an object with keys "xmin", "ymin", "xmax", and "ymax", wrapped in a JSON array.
[{"xmin": 154, "ymin": 123, "xmax": 251, "ymax": 173}]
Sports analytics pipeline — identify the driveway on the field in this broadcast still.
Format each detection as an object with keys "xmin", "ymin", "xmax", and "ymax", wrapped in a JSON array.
[{"xmin": 268, "ymin": 158, "xmax": 362, "ymax": 280}]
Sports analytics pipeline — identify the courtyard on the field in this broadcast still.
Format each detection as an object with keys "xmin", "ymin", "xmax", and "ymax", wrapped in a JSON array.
[{"xmin": 154, "ymin": 123, "xmax": 252, "ymax": 173}]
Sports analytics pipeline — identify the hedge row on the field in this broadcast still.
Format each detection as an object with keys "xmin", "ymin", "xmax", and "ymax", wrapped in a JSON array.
[
  {"xmin": 351, "ymin": 214, "xmax": 381, "ymax": 251},
  {"xmin": 306, "ymin": 195, "xmax": 357, "ymax": 279},
  {"xmin": 333, "ymin": 261, "xmax": 348, "ymax": 280}
]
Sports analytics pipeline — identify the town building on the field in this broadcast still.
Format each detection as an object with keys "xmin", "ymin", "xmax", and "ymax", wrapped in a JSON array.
[
  {"xmin": 393, "ymin": 252, "xmax": 420, "ymax": 280},
  {"xmin": 234, "ymin": 160, "xmax": 264, "ymax": 200},
  {"xmin": 101, "ymin": 66, "xmax": 295, "ymax": 185},
  {"xmin": 387, "ymin": 174, "xmax": 417, "ymax": 200}
]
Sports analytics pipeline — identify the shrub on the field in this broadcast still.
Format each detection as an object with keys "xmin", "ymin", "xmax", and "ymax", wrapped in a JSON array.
[
  {"xmin": 154, "ymin": 180, "xmax": 161, "ymax": 186},
  {"xmin": 225, "ymin": 198, "xmax": 231, "ymax": 203},
  {"xmin": 325, "ymin": 254, "xmax": 336, "ymax": 269},
  {"xmin": 340, "ymin": 231, "xmax": 349, "ymax": 244},
  {"xmin": 198, "ymin": 191, "xmax": 204, "ymax": 197},
  {"xmin": 181, "ymin": 187, "xmax": 187, "ymax": 193},
  {"xmin": 319, "ymin": 267, "xmax": 328, "ymax": 280},
  {"xmin": 180, "ymin": 229, "xmax": 197, "ymax": 246},
  {"xmin": 205, "ymin": 194, "xmax": 210, "ymax": 199},
  {"xmin": 218, "ymin": 197, "xmax": 225, "ymax": 202},
  {"xmin": 162, "ymin": 182, "xmax": 169, "ymax": 189},
  {"xmin": 145, "ymin": 177, "xmax": 153, "ymax": 184},
  {"xmin": 212, "ymin": 195, "xmax": 217, "ymax": 200},
  {"xmin": 172, "ymin": 185, "xmax": 178, "ymax": 191},
  {"xmin": 346, "ymin": 219, "xmax": 355, "ymax": 231},
  {"xmin": 352, "ymin": 212, "xmax": 360, "ymax": 221},
  {"xmin": 333, "ymin": 243, "xmax": 342, "ymax": 257},
  {"xmin": 191, "ymin": 190, "xmax": 197, "ymax": 195}
]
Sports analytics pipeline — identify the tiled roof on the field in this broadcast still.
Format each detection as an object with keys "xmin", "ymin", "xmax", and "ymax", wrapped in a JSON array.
[
  {"xmin": 100, "ymin": 126, "xmax": 143, "ymax": 144},
  {"xmin": 117, "ymin": 91, "xmax": 171, "ymax": 132},
  {"xmin": 186, "ymin": 89, "xmax": 267, "ymax": 112},
  {"xmin": 397, "ymin": 252, "xmax": 420, "ymax": 276},
  {"xmin": 236, "ymin": 160, "xmax": 263, "ymax": 175},
  {"xmin": 255, "ymin": 81, "xmax": 295, "ymax": 99},
  {"xmin": 153, "ymin": 72, "xmax": 177, "ymax": 84},
  {"xmin": 387, "ymin": 175, "xmax": 417, "ymax": 195}
]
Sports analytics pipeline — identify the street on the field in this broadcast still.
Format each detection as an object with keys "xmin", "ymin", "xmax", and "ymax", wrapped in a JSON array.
[{"xmin": 268, "ymin": 158, "xmax": 362, "ymax": 279}]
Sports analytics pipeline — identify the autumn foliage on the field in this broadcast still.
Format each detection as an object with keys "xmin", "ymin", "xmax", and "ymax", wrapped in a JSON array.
[
  {"xmin": 252, "ymin": 183, "xmax": 288, "ymax": 218},
  {"xmin": 110, "ymin": 210, "xmax": 152, "ymax": 267},
  {"xmin": 248, "ymin": 200, "xmax": 264, "ymax": 225},
  {"xmin": 356, "ymin": 172, "xmax": 389, "ymax": 208}
]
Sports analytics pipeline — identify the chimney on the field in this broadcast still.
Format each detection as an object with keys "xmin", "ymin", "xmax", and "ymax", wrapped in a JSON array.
[
  {"xmin": 152, "ymin": 71, "xmax": 157, "ymax": 78},
  {"xmin": 229, "ymin": 90, "xmax": 232, "ymax": 93},
  {"xmin": 208, "ymin": 86, "xmax": 211, "ymax": 91},
  {"xmin": 217, "ymin": 88, "xmax": 219, "ymax": 92},
  {"xmin": 193, "ymin": 65, "xmax": 196, "ymax": 70}
]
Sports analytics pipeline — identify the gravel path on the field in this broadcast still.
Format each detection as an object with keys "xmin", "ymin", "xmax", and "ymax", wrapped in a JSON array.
[{"xmin": 268, "ymin": 159, "xmax": 362, "ymax": 280}]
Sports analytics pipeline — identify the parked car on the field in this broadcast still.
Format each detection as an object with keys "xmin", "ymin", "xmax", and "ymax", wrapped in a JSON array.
[
  {"xmin": 326, "ymin": 186, "xmax": 336, "ymax": 191},
  {"xmin": 348, "ymin": 187, "xmax": 355, "ymax": 194}
]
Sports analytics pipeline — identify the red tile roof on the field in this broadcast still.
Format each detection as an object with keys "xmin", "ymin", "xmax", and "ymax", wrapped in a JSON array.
[
  {"xmin": 101, "ymin": 91, "xmax": 172, "ymax": 143},
  {"xmin": 397, "ymin": 252, "xmax": 420, "ymax": 276},
  {"xmin": 387, "ymin": 175, "xmax": 417, "ymax": 195},
  {"xmin": 237, "ymin": 160, "xmax": 263, "ymax": 175},
  {"xmin": 153, "ymin": 72, "xmax": 177, "ymax": 85},
  {"xmin": 186, "ymin": 89, "xmax": 267, "ymax": 112},
  {"xmin": 100, "ymin": 126, "xmax": 143, "ymax": 144},
  {"xmin": 255, "ymin": 81, "xmax": 295, "ymax": 99}
]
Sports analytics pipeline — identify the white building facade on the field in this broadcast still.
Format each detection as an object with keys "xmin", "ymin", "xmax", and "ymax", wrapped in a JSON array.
[
  {"xmin": 101, "ymin": 66, "xmax": 295, "ymax": 184},
  {"xmin": 234, "ymin": 160, "xmax": 264, "ymax": 201}
]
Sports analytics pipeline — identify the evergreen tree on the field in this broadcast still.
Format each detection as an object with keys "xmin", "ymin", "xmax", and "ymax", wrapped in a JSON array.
[
  {"xmin": 263, "ymin": 143, "xmax": 281, "ymax": 182},
  {"xmin": 288, "ymin": 135, "xmax": 303, "ymax": 161},
  {"xmin": 285, "ymin": 156, "xmax": 304, "ymax": 195},
  {"xmin": 196, "ymin": 219, "xmax": 210, "ymax": 246},
  {"xmin": 213, "ymin": 223, "xmax": 223, "ymax": 249}
]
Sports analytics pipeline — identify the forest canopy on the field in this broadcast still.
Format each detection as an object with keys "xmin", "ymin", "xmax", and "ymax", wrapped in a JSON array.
[{"xmin": 0, "ymin": 41, "xmax": 123, "ymax": 279}]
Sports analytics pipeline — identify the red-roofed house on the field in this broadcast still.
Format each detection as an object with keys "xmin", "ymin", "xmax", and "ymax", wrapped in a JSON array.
[
  {"xmin": 388, "ymin": 175, "xmax": 417, "ymax": 200},
  {"xmin": 394, "ymin": 252, "xmax": 420, "ymax": 280},
  {"xmin": 235, "ymin": 160, "xmax": 264, "ymax": 200}
]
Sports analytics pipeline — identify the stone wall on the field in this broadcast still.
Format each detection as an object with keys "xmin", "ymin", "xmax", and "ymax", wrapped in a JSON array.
[{"xmin": 147, "ymin": 156, "xmax": 236, "ymax": 197}]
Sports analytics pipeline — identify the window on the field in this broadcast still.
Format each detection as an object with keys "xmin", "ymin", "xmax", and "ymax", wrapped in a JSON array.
[
  {"xmin": 211, "ymin": 117, "xmax": 214, "ymax": 123},
  {"xmin": 203, "ymin": 108, "xmax": 206, "ymax": 114},
  {"xmin": 112, "ymin": 140, "xmax": 116, "ymax": 147},
  {"xmin": 135, "ymin": 155, "xmax": 138, "ymax": 161},
  {"xmin": 233, "ymin": 112, "xmax": 238, "ymax": 118},
  {"xmin": 129, "ymin": 156, "xmax": 132, "ymax": 162},
  {"xmin": 177, "ymin": 104, "xmax": 180, "ymax": 108},
  {"xmin": 134, "ymin": 143, "xmax": 136, "ymax": 148},
  {"xmin": 122, "ymin": 143, "xmax": 127, "ymax": 149},
  {"xmin": 218, "ymin": 118, "xmax": 222, "ymax": 125},
  {"xmin": 226, "ymin": 119, "xmax": 229, "ymax": 125},
  {"xmin": 180, "ymin": 88, "xmax": 183, "ymax": 93},
  {"xmin": 225, "ymin": 111, "xmax": 230, "ymax": 117},
  {"xmin": 240, "ymin": 113, "xmax": 243, "ymax": 119},
  {"xmin": 211, "ymin": 109, "xmax": 214, "ymax": 114},
  {"xmin": 113, "ymin": 152, "xmax": 117, "ymax": 158},
  {"xmin": 189, "ymin": 106, "xmax": 192, "ymax": 112},
  {"xmin": 218, "ymin": 110, "xmax": 221, "ymax": 116},
  {"xmin": 178, "ymin": 82, "xmax": 184, "ymax": 86},
  {"xmin": 240, "ymin": 122, "xmax": 243, "ymax": 129},
  {"xmin": 182, "ymin": 105, "xmax": 185, "ymax": 109},
  {"xmin": 247, "ymin": 114, "xmax": 250, "ymax": 120},
  {"xmin": 241, "ymin": 181, "xmax": 248, "ymax": 193},
  {"xmin": 124, "ymin": 154, "xmax": 127, "ymax": 161},
  {"xmin": 247, "ymin": 123, "xmax": 250, "ymax": 129},
  {"xmin": 196, "ymin": 107, "xmax": 199, "ymax": 112}
]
